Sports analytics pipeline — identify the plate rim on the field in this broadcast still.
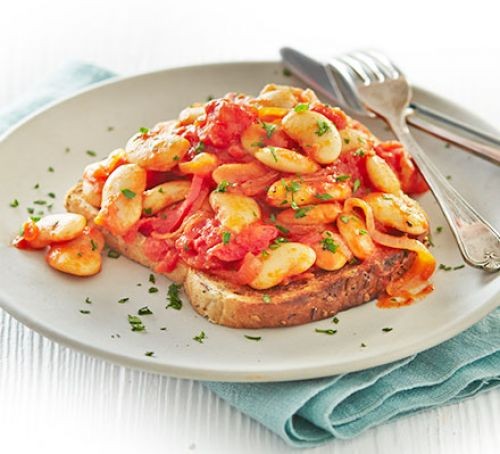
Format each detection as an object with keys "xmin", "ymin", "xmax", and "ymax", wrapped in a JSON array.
[{"xmin": 0, "ymin": 60, "xmax": 498, "ymax": 382}]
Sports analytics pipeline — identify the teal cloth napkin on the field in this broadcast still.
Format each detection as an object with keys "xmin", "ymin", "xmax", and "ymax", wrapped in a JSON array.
[{"xmin": 1, "ymin": 62, "xmax": 499, "ymax": 448}]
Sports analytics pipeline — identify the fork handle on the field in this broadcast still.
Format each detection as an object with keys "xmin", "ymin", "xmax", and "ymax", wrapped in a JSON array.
[{"xmin": 389, "ymin": 116, "xmax": 500, "ymax": 272}]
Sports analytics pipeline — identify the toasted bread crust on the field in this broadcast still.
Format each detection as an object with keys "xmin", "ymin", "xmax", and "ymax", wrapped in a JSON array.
[
  {"xmin": 184, "ymin": 249, "xmax": 413, "ymax": 328},
  {"xmin": 65, "ymin": 182, "xmax": 414, "ymax": 328}
]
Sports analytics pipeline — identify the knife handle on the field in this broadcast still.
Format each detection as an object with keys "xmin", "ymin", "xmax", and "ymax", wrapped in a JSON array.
[{"xmin": 407, "ymin": 112, "xmax": 500, "ymax": 165}]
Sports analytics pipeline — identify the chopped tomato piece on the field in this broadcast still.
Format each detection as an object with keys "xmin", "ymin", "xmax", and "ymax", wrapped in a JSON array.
[
  {"xmin": 156, "ymin": 249, "xmax": 180, "ymax": 273},
  {"xmin": 237, "ymin": 252, "xmax": 263, "ymax": 285},
  {"xmin": 311, "ymin": 104, "xmax": 348, "ymax": 130},
  {"xmin": 198, "ymin": 98, "xmax": 257, "ymax": 148},
  {"xmin": 212, "ymin": 224, "xmax": 279, "ymax": 262},
  {"xmin": 143, "ymin": 237, "xmax": 170, "ymax": 262},
  {"xmin": 375, "ymin": 141, "xmax": 428, "ymax": 194}
]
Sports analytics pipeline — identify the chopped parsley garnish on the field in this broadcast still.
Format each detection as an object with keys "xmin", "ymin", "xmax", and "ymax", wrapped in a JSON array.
[
  {"xmin": 206, "ymin": 95, "xmax": 214, "ymax": 101},
  {"xmin": 315, "ymin": 120, "xmax": 331, "ymax": 136},
  {"xmin": 353, "ymin": 178, "xmax": 361, "ymax": 193},
  {"xmin": 244, "ymin": 335, "xmax": 262, "ymax": 341},
  {"xmin": 107, "ymin": 126, "xmax": 114, "ymax": 132},
  {"xmin": 166, "ymin": 283, "xmax": 182, "ymax": 310},
  {"xmin": 349, "ymin": 257, "xmax": 361, "ymax": 266},
  {"xmin": 251, "ymin": 141, "xmax": 265, "ymax": 148},
  {"xmin": 339, "ymin": 215, "xmax": 350, "ymax": 224},
  {"xmin": 269, "ymin": 236, "xmax": 289, "ymax": 250},
  {"xmin": 172, "ymin": 155, "xmax": 179, "ymax": 161},
  {"xmin": 382, "ymin": 327, "xmax": 393, "ymax": 332},
  {"xmin": 444, "ymin": 142, "xmax": 451, "ymax": 148},
  {"xmin": 282, "ymin": 67, "xmax": 293, "ymax": 77},
  {"xmin": 315, "ymin": 328, "xmax": 337, "ymax": 335},
  {"xmin": 79, "ymin": 310, "xmax": 90, "ymax": 314},
  {"xmin": 261, "ymin": 122, "xmax": 276, "ymax": 138},
  {"xmin": 358, "ymin": 229, "xmax": 368, "ymax": 236},
  {"xmin": 107, "ymin": 249, "xmax": 121, "ymax": 259},
  {"xmin": 143, "ymin": 207, "xmax": 153, "ymax": 216},
  {"xmin": 128, "ymin": 314, "xmax": 145, "ymax": 332},
  {"xmin": 64, "ymin": 147, "xmax": 70, "ymax": 153},
  {"xmin": 268, "ymin": 146, "xmax": 278, "ymax": 162},
  {"xmin": 121, "ymin": 188, "xmax": 136, "ymax": 199},
  {"xmin": 262, "ymin": 294, "xmax": 271, "ymax": 304},
  {"xmin": 30, "ymin": 216, "xmax": 41, "ymax": 222},
  {"xmin": 344, "ymin": 138, "xmax": 350, "ymax": 144},
  {"xmin": 85, "ymin": 297, "xmax": 92, "ymax": 304},
  {"xmin": 139, "ymin": 127, "xmax": 149, "ymax": 134},
  {"xmin": 436, "ymin": 226, "xmax": 443, "ymax": 233},
  {"xmin": 145, "ymin": 351, "xmax": 155, "ymax": 357},
  {"xmin": 294, "ymin": 206, "xmax": 312, "ymax": 219},
  {"xmin": 86, "ymin": 150, "xmax": 97, "ymax": 157},
  {"xmin": 148, "ymin": 287, "xmax": 159, "ymax": 293},
  {"xmin": 446, "ymin": 175, "xmax": 452, "ymax": 180},
  {"xmin": 138, "ymin": 306, "xmax": 153, "ymax": 315},
  {"xmin": 215, "ymin": 180, "xmax": 230, "ymax": 193},
  {"xmin": 118, "ymin": 297, "xmax": 129, "ymax": 304},
  {"xmin": 353, "ymin": 148, "xmax": 365, "ymax": 157},
  {"xmin": 222, "ymin": 231, "xmax": 231, "ymax": 245},
  {"xmin": 315, "ymin": 193, "xmax": 333, "ymax": 201},
  {"xmin": 285, "ymin": 180, "xmax": 301, "ymax": 193},
  {"xmin": 27, "ymin": 207, "xmax": 34, "ymax": 214},
  {"xmin": 335, "ymin": 174, "xmax": 350, "ymax": 182},
  {"xmin": 294, "ymin": 103, "xmax": 309, "ymax": 112},
  {"xmin": 9, "ymin": 199, "xmax": 19, "ymax": 208},
  {"xmin": 33, "ymin": 200, "xmax": 46, "ymax": 205},
  {"xmin": 149, "ymin": 274, "xmax": 156, "ymax": 284},
  {"xmin": 33, "ymin": 183, "xmax": 40, "ymax": 189},
  {"xmin": 47, "ymin": 192, "xmax": 56, "ymax": 199},
  {"xmin": 321, "ymin": 237, "xmax": 338, "ymax": 253},
  {"xmin": 275, "ymin": 224, "xmax": 290, "ymax": 234},
  {"xmin": 48, "ymin": 166, "xmax": 54, "ymax": 172},
  {"xmin": 160, "ymin": 327, "xmax": 167, "ymax": 331},
  {"xmin": 439, "ymin": 263, "xmax": 465, "ymax": 271},
  {"xmin": 361, "ymin": 342, "xmax": 367, "ymax": 348},
  {"xmin": 332, "ymin": 316, "xmax": 339, "ymax": 324},
  {"xmin": 193, "ymin": 331, "xmax": 206, "ymax": 344},
  {"xmin": 90, "ymin": 239, "xmax": 98, "ymax": 251},
  {"xmin": 194, "ymin": 141, "xmax": 205, "ymax": 154}
]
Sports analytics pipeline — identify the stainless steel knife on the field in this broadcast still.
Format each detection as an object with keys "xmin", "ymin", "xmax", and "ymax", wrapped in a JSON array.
[{"xmin": 280, "ymin": 47, "xmax": 500, "ymax": 164}]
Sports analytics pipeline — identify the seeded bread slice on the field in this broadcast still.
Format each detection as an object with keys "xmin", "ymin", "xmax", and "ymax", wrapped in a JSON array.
[{"xmin": 65, "ymin": 181, "xmax": 414, "ymax": 328}]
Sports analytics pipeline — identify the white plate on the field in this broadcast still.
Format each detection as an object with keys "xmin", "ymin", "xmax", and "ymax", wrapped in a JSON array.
[{"xmin": 0, "ymin": 62, "xmax": 498, "ymax": 382}]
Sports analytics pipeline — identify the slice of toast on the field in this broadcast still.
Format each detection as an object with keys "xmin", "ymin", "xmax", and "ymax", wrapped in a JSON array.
[{"xmin": 65, "ymin": 182, "xmax": 414, "ymax": 329}]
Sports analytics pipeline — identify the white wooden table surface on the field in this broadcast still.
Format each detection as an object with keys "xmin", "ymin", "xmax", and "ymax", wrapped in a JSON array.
[{"xmin": 1, "ymin": 1, "xmax": 499, "ymax": 452}]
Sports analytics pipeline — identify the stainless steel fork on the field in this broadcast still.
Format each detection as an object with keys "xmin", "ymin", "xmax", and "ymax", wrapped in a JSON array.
[{"xmin": 330, "ymin": 51, "xmax": 500, "ymax": 272}]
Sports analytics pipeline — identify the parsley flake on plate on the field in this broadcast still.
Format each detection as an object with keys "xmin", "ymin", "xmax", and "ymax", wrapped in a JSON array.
[
  {"xmin": 128, "ymin": 315, "xmax": 145, "ymax": 332},
  {"xmin": 193, "ymin": 331, "xmax": 206, "ymax": 344},
  {"xmin": 315, "ymin": 328, "xmax": 337, "ymax": 335},
  {"xmin": 244, "ymin": 335, "xmax": 262, "ymax": 341},
  {"xmin": 166, "ymin": 283, "xmax": 182, "ymax": 310},
  {"xmin": 138, "ymin": 306, "xmax": 153, "ymax": 315}
]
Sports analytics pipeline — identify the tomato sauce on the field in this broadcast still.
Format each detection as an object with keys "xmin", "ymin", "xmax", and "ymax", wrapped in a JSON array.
[{"xmin": 128, "ymin": 93, "xmax": 430, "ymax": 288}]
